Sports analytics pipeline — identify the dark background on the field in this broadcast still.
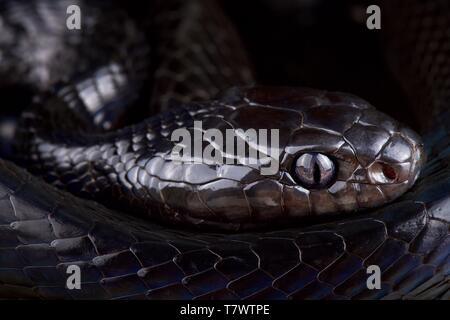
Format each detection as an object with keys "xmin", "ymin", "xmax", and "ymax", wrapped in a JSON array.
[{"xmin": 222, "ymin": 0, "xmax": 414, "ymax": 128}]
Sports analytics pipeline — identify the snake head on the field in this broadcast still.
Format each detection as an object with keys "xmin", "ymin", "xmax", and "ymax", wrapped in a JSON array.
[{"xmin": 197, "ymin": 86, "xmax": 426, "ymax": 225}]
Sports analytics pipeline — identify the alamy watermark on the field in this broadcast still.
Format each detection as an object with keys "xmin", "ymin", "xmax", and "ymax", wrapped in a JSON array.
[
  {"xmin": 64, "ymin": 263, "xmax": 382, "ymax": 291},
  {"xmin": 65, "ymin": 4, "xmax": 381, "ymax": 31},
  {"xmin": 366, "ymin": 265, "xmax": 381, "ymax": 290},
  {"xmin": 170, "ymin": 121, "xmax": 280, "ymax": 175},
  {"xmin": 66, "ymin": 5, "xmax": 81, "ymax": 30},
  {"xmin": 66, "ymin": 264, "xmax": 81, "ymax": 290},
  {"xmin": 366, "ymin": 5, "xmax": 381, "ymax": 30}
]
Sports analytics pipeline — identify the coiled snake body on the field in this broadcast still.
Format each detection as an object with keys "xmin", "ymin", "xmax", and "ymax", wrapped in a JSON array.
[{"xmin": 0, "ymin": 0, "xmax": 448, "ymax": 299}]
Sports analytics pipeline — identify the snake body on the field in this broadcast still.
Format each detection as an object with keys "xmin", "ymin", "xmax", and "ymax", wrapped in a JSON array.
[{"xmin": 0, "ymin": 0, "xmax": 449, "ymax": 299}]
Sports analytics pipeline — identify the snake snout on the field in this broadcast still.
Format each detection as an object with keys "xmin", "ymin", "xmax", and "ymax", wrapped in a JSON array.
[{"xmin": 369, "ymin": 130, "xmax": 426, "ymax": 186}]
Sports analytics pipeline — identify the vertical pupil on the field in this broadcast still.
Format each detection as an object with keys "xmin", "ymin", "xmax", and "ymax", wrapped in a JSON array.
[
  {"xmin": 293, "ymin": 153, "xmax": 336, "ymax": 189},
  {"xmin": 313, "ymin": 162, "xmax": 321, "ymax": 184}
]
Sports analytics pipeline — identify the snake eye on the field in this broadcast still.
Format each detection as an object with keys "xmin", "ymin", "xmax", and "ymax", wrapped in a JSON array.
[{"xmin": 292, "ymin": 153, "xmax": 336, "ymax": 189}]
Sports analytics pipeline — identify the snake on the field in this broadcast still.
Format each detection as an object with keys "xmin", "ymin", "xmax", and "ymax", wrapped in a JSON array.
[{"xmin": 0, "ymin": 0, "xmax": 448, "ymax": 299}]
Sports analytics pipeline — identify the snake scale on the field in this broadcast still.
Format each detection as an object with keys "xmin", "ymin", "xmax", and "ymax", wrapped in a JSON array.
[{"xmin": 0, "ymin": 0, "xmax": 449, "ymax": 299}]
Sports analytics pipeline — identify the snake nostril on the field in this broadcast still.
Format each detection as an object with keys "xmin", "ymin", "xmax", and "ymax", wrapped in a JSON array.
[
  {"xmin": 382, "ymin": 163, "xmax": 397, "ymax": 181},
  {"xmin": 369, "ymin": 162, "xmax": 398, "ymax": 183}
]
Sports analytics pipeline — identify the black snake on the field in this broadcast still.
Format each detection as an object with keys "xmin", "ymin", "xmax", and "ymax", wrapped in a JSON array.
[{"xmin": 0, "ymin": 0, "xmax": 448, "ymax": 299}]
